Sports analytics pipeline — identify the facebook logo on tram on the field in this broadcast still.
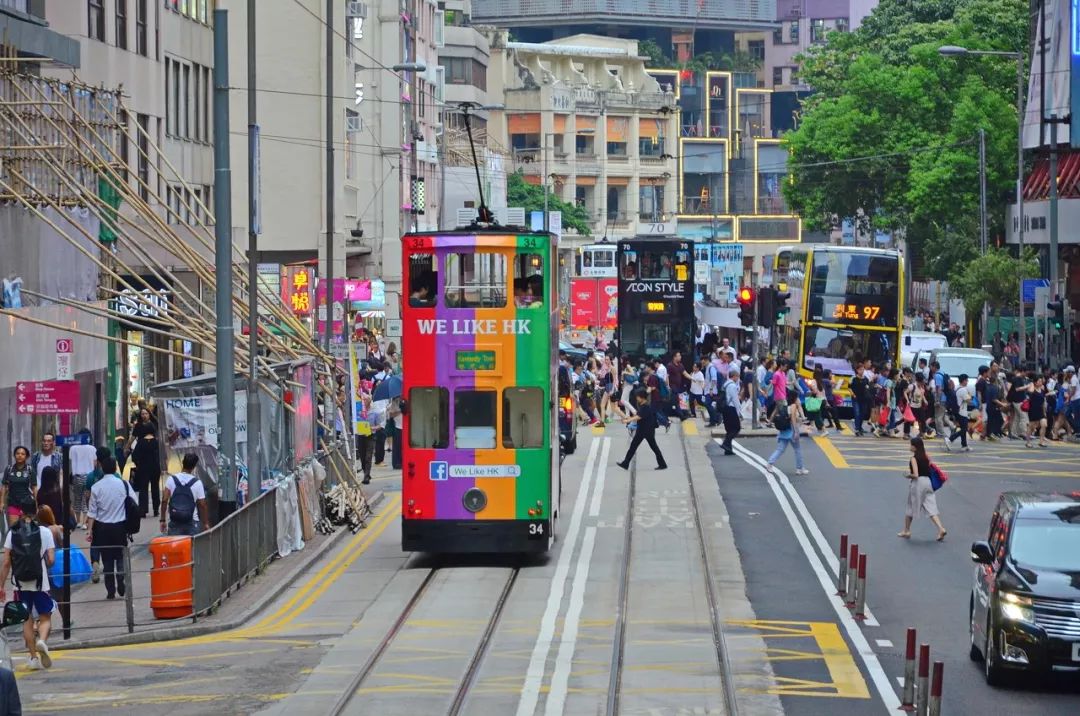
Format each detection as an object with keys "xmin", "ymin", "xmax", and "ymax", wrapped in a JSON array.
[{"xmin": 430, "ymin": 461, "xmax": 449, "ymax": 481}]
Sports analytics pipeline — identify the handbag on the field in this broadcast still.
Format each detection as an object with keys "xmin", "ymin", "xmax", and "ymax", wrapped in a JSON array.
[
  {"xmin": 1020, "ymin": 398, "xmax": 1030, "ymax": 412},
  {"xmin": 2, "ymin": 600, "xmax": 28, "ymax": 627},
  {"xmin": 48, "ymin": 547, "xmax": 94, "ymax": 588},
  {"xmin": 928, "ymin": 461, "xmax": 949, "ymax": 491},
  {"xmin": 902, "ymin": 404, "xmax": 916, "ymax": 423},
  {"xmin": 877, "ymin": 408, "xmax": 890, "ymax": 427},
  {"xmin": 804, "ymin": 395, "xmax": 823, "ymax": 413}
]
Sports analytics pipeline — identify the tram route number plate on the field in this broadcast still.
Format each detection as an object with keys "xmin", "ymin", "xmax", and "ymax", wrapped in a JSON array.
[{"xmin": 528, "ymin": 521, "xmax": 547, "ymax": 539}]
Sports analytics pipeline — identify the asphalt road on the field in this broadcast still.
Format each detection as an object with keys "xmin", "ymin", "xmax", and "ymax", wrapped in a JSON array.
[{"xmin": 714, "ymin": 428, "xmax": 1080, "ymax": 716}]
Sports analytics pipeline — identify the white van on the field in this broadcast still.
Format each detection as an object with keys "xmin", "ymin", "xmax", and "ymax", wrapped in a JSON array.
[{"xmin": 900, "ymin": 331, "xmax": 948, "ymax": 369}]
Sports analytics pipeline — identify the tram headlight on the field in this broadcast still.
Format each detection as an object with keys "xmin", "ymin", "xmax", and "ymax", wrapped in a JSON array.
[{"xmin": 462, "ymin": 488, "xmax": 487, "ymax": 513}]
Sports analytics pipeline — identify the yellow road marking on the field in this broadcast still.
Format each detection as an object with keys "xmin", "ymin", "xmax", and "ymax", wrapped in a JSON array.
[
  {"xmin": 725, "ymin": 619, "xmax": 869, "ymax": 699},
  {"xmin": 591, "ymin": 424, "xmax": 606, "ymax": 435},
  {"xmin": 682, "ymin": 420, "xmax": 699, "ymax": 436},
  {"xmin": 813, "ymin": 436, "xmax": 849, "ymax": 469}
]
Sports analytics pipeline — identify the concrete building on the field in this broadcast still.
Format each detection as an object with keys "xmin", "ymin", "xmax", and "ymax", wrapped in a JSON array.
[
  {"xmin": 0, "ymin": 0, "xmax": 79, "ymax": 67},
  {"xmin": 486, "ymin": 33, "xmax": 680, "ymax": 251}
]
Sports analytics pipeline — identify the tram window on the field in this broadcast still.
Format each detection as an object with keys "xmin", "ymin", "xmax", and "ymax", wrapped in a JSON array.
[
  {"xmin": 445, "ymin": 253, "xmax": 507, "ymax": 308},
  {"xmin": 408, "ymin": 254, "xmax": 438, "ymax": 307},
  {"xmin": 408, "ymin": 387, "xmax": 449, "ymax": 448},
  {"xmin": 513, "ymin": 254, "xmax": 544, "ymax": 308},
  {"xmin": 621, "ymin": 250, "xmax": 638, "ymax": 279},
  {"xmin": 454, "ymin": 389, "xmax": 497, "ymax": 448},
  {"xmin": 502, "ymin": 387, "xmax": 545, "ymax": 448}
]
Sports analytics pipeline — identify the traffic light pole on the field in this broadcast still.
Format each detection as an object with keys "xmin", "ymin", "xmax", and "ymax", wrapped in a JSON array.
[{"xmin": 751, "ymin": 291, "xmax": 760, "ymax": 429}]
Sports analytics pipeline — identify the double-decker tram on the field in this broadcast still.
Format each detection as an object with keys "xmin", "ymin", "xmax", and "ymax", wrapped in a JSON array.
[
  {"xmin": 579, "ymin": 241, "xmax": 618, "ymax": 278},
  {"xmin": 776, "ymin": 245, "xmax": 905, "ymax": 407},
  {"xmin": 400, "ymin": 230, "xmax": 559, "ymax": 553},
  {"xmin": 616, "ymin": 237, "xmax": 696, "ymax": 363}
]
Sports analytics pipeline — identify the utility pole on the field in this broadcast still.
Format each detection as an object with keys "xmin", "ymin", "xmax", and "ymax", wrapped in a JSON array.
[
  {"xmin": 213, "ymin": 9, "xmax": 237, "ymax": 517},
  {"xmin": 324, "ymin": 0, "xmax": 335, "ymax": 354},
  {"xmin": 1015, "ymin": 56, "xmax": 1027, "ymax": 364},
  {"xmin": 246, "ymin": 0, "xmax": 262, "ymax": 497},
  {"xmin": 1048, "ymin": 117, "xmax": 1060, "ymax": 365}
]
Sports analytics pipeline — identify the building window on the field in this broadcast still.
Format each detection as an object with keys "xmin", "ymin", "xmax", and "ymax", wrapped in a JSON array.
[
  {"xmin": 789, "ymin": 20, "xmax": 799, "ymax": 44},
  {"xmin": 192, "ymin": 65, "xmax": 200, "ymax": 141},
  {"xmin": 182, "ymin": 63, "xmax": 191, "ymax": 138},
  {"xmin": 89, "ymin": 0, "xmax": 106, "ymax": 41},
  {"xmin": 773, "ymin": 27, "xmax": 783, "ymax": 45},
  {"xmin": 136, "ymin": 0, "xmax": 148, "ymax": 56},
  {"xmin": 811, "ymin": 18, "xmax": 826, "ymax": 43},
  {"xmin": 115, "ymin": 0, "xmax": 128, "ymax": 50},
  {"xmin": 345, "ymin": 109, "xmax": 359, "ymax": 179},
  {"xmin": 748, "ymin": 39, "xmax": 765, "ymax": 62},
  {"xmin": 165, "ymin": 59, "xmax": 174, "ymax": 136},
  {"xmin": 442, "ymin": 57, "xmax": 487, "ymax": 91},
  {"xmin": 203, "ymin": 66, "xmax": 211, "ymax": 142},
  {"xmin": 835, "ymin": 17, "xmax": 849, "ymax": 33},
  {"xmin": 172, "ymin": 60, "xmax": 181, "ymax": 137},
  {"xmin": 136, "ymin": 113, "xmax": 150, "ymax": 202},
  {"xmin": 773, "ymin": 67, "xmax": 783, "ymax": 86},
  {"xmin": 606, "ymin": 141, "xmax": 627, "ymax": 157},
  {"xmin": 203, "ymin": 184, "xmax": 212, "ymax": 217},
  {"xmin": 118, "ymin": 110, "xmax": 130, "ymax": 182}
]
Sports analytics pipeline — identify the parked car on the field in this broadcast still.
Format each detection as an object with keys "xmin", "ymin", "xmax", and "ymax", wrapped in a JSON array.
[
  {"xmin": 909, "ymin": 348, "xmax": 994, "ymax": 381},
  {"xmin": 559, "ymin": 340, "xmax": 589, "ymax": 363},
  {"xmin": 558, "ymin": 363, "xmax": 578, "ymax": 454},
  {"xmin": 969, "ymin": 491, "xmax": 1080, "ymax": 685}
]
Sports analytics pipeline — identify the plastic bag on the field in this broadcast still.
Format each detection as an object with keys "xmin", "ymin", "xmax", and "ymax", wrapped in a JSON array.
[{"xmin": 48, "ymin": 547, "xmax": 93, "ymax": 588}]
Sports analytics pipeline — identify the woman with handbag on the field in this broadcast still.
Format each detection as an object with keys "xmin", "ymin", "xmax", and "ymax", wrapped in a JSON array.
[
  {"xmin": 1024, "ymin": 375, "xmax": 1049, "ymax": 448},
  {"xmin": 898, "ymin": 437, "xmax": 947, "ymax": 542},
  {"xmin": 804, "ymin": 372, "xmax": 827, "ymax": 436},
  {"xmin": 766, "ymin": 391, "xmax": 808, "ymax": 475}
]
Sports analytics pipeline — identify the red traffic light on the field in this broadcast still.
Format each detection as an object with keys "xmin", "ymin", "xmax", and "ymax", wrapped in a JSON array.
[{"xmin": 737, "ymin": 287, "xmax": 754, "ymax": 305}]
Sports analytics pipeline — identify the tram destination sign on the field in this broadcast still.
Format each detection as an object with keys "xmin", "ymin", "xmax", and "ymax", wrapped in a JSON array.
[{"xmin": 455, "ymin": 350, "xmax": 497, "ymax": 371}]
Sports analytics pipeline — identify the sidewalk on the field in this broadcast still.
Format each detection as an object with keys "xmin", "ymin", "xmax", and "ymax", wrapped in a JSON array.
[{"xmin": 23, "ymin": 464, "xmax": 395, "ymax": 651}]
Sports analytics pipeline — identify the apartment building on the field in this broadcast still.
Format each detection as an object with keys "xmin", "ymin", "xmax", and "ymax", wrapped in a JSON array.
[{"xmin": 486, "ymin": 33, "xmax": 679, "ymax": 251}]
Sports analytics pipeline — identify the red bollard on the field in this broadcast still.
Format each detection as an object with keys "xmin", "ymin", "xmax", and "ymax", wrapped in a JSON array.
[
  {"xmin": 837, "ymin": 533, "xmax": 848, "ymax": 596},
  {"xmin": 900, "ymin": 628, "xmax": 916, "ymax": 711},
  {"xmin": 854, "ymin": 553, "xmax": 868, "ymax": 620},
  {"xmin": 929, "ymin": 661, "xmax": 943, "ymax": 716},
  {"xmin": 916, "ymin": 644, "xmax": 930, "ymax": 716},
  {"xmin": 846, "ymin": 544, "xmax": 859, "ymax": 607}
]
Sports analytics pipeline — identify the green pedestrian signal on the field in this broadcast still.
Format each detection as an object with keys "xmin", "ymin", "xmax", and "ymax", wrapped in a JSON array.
[
  {"xmin": 774, "ymin": 288, "xmax": 791, "ymax": 323},
  {"xmin": 1048, "ymin": 298, "xmax": 1064, "ymax": 331}
]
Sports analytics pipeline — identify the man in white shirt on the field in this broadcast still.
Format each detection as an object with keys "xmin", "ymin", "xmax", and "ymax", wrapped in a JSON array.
[
  {"xmin": 1065, "ymin": 366, "xmax": 1080, "ymax": 434},
  {"xmin": 69, "ymin": 438, "xmax": 97, "ymax": 530},
  {"xmin": 86, "ymin": 456, "xmax": 134, "ymax": 600},
  {"xmin": 0, "ymin": 498, "xmax": 56, "ymax": 670},
  {"xmin": 30, "ymin": 432, "xmax": 62, "ymax": 491},
  {"xmin": 160, "ymin": 453, "xmax": 210, "ymax": 537}
]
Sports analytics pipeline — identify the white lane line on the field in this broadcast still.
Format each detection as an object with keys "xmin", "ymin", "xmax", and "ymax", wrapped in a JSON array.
[
  {"xmin": 734, "ymin": 441, "xmax": 880, "ymax": 627},
  {"xmin": 545, "ymin": 525, "xmax": 598, "ymax": 716},
  {"xmin": 516, "ymin": 437, "xmax": 602, "ymax": 716},
  {"xmin": 876, "ymin": 639, "xmax": 893, "ymax": 648},
  {"xmin": 730, "ymin": 441, "xmax": 902, "ymax": 713},
  {"xmin": 588, "ymin": 439, "xmax": 612, "ymax": 517}
]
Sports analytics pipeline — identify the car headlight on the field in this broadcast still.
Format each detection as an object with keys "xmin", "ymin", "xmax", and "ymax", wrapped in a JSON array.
[{"xmin": 1000, "ymin": 592, "xmax": 1035, "ymax": 623}]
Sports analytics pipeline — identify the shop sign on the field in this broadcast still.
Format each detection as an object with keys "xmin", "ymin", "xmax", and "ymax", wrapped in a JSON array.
[
  {"xmin": 282, "ymin": 266, "xmax": 314, "ymax": 315},
  {"xmin": 115, "ymin": 288, "xmax": 169, "ymax": 318}
]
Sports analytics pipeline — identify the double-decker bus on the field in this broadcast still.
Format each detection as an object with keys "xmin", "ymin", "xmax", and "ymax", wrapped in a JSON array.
[
  {"xmin": 400, "ymin": 230, "xmax": 559, "ymax": 553},
  {"xmin": 616, "ymin": 237, "xmax": 696, "ymax": 363},
  {"xmin": 776, "ymin": 246, "xmax": 904, "ymax": 407}
]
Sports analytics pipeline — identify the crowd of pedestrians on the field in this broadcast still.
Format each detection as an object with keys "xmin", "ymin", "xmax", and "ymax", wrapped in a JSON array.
[{"xmin": 345, "ymin": 333, "xmax": 403, "ymax": 484}]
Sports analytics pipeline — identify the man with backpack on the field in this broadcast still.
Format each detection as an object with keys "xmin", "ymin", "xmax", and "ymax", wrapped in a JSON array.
[
  {"xmin": 0, "ymin": 496, "xmax": 56, "ymax": 670},
  {"xmin": 160, "ymin": 453, "xmax": 210, "ymax": 537}
]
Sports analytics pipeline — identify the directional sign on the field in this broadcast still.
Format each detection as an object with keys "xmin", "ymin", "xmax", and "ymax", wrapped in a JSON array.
[
  {"xmin": 56, "ymin": 337, "xmax": 74, "ymax": 380},
  {"xmin": 16, "ymin": 381, "xmax": 80, "ymax": 415},
  {"xmin": 1022, "ymin": 278, "xmax": 1050, "ymax": 304},
  {"xmin": 56, "ymin": 433, "xmax": 91, "ymax": 447}
]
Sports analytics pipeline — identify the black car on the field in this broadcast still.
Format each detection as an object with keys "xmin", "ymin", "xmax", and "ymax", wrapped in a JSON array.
[
  {"xmin": 969, "ymin": 492, "xmax": 1080, "ymax": 685},
  {"xmin": 557, "ymin": 364, "xmax": 578, "ymax": 454}
]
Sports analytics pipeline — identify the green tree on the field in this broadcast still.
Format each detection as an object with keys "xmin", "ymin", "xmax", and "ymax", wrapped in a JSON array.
[
  {"xmin": 639, "ymin": 39, "xmax": 671, "ymax": 67},
  {"xmin": 507, "ymin": 171, "xmax": 593, "ymax": 236},
  {"xmin": 948, "ymin": 247, "xmax": 1039, "ymax": 317},
  {"xmin": 782, "ymin": 0, "xmax": 1027, "ymax": 278}
]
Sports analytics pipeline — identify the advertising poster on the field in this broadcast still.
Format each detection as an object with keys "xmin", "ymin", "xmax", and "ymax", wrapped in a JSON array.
[
  {"xmin": 570, "ymin": 278, "xmax": 599, "ymax": 326},
  {"xmin": 163, "ymin": 391, "xmax": 247, "ymax": 449},
  {"xmin": 598, "ymin": 278, "xmax": 618, "ymax": 328}
]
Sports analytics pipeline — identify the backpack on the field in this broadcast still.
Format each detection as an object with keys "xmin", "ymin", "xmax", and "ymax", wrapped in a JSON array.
[
  {"xmin": 772, "ymin": 404, "xmax": 792, "ymax": 431},
  {"xmin": 168, "ymin": 476, "xmax": 200, "ymax": 525},
  {"xmin": 118, "ymin": 478, "xmax": 141, "ymax": 535},
  {"xmin": 928, "ymin": 461, "xmax": 949, "ymax": 491},
  {"xmin": 10, "ymin": 520, "xmax": 43, "ymax": 590},
  {"xmin": 942, "ymin": 374, "xmax": 958, "ymax": 411}
]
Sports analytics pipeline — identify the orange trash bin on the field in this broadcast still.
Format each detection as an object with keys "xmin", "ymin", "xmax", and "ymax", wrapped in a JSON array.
[{"xmin": 148, "ymin": 536, "xmax": 193, "ymax": 619}]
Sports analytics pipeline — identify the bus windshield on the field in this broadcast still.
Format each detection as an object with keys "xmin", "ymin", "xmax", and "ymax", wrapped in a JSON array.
[
  {"xmin": 810, "ymin": 252, "xmax": 899, "ymax": 297},
  {"xmin": 802, "ymin": 326, "xmax": 897, "ymax": 375}
]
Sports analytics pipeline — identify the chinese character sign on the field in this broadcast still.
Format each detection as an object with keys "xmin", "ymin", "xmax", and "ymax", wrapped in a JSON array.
[{"xmin": 282, "ymin": 266, "xmax": 314, "ymax": 316}]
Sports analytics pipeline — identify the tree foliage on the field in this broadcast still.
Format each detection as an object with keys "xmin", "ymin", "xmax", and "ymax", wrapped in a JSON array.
[
  {"xmin": 639, "ymin": 39, "xmax": 671, "ymax": 67},
  {"xmin": 782, "ymin": 0, "xmax": 1028, "ymax": 278},
  {"xmin": 506, "ymin": 171, "xmax": 593, "ymax": 236},
  {"xmin": 948, "ymin": 248, "xmax": 1039, "ymax": 315}
]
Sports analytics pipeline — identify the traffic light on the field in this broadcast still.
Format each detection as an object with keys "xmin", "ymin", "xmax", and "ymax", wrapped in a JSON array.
[
  {"xmin": 774, "ymin": 288, "xmax": 791, "ymax": 324},
  {"xmin": 1048, "ymin": 297, "xmax": 1065, "ymax": 332},
  {"xmin": 738, "ymin": 286, "xmax": 756, "ymax": 327},
  {"xmin": 757, "ymin": 287, "xmax": 775, "ymax": 328}
]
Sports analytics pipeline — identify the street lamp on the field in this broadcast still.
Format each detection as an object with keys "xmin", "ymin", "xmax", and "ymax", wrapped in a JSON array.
[
  {"xmin": 392, "ymin": 62, "xmax": 426, "ymax": 72},
  {"xmin": 939, "ymin": 44, "xmax": 1027, "ymax": 360}
]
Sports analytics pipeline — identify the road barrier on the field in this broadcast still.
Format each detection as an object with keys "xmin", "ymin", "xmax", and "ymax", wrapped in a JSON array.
[
  {"xmin": 916, "ymin": 643, "xmax": 930, "ymax": 716},
  {"xmin": 854, "ymin": 553, "xmax": 868, "ymax": 620},
  {"xmin": 901, "ymin": 627, "xmax": 916, "ymax": 711},
  {"xmin": 846, "ymin": 543, "xmax": 859, "ymax": 607},
  {"xmin": 929, "ymin": 661, "xmax": 943, "ymax": 716},
  {"xmin": 837, "ymin": 533, "xmax": 848, "ymax": 596}
]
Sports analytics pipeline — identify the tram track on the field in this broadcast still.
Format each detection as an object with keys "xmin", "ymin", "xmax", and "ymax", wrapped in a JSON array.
[
  {"xmin": 604, "ymin": 423, "xmax": 740, "ymax": 716},
  {"xmin": 328, "ymin": 563, "xmax": 520, "ymax": 716}
]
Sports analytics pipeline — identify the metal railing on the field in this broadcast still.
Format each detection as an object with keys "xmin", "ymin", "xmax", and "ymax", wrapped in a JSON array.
[{"xmin": 192, "ymin": 486, "xmax": 279, "ymax": 615}]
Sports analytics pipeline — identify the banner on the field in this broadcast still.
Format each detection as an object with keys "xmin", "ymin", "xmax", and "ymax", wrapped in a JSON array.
[
  {"xmin": 570, "ymin": 278, "xmax": 599, "ymax": 327},
  {"xmin": 163, "ymin": 391, "xmax": 248, "ymax": 449},
  {"xmin": 349, "ymin": 335, "xmax": 372, "ymax": 436},
  {"xmin": 599, "ymin": 278, "xmax": 618, "ymax": 328}
]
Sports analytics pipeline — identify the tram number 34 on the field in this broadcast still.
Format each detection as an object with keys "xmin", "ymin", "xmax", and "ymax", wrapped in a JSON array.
[{"xmin": 528, "ymin": 521, "xmax": 547, "ymax": 539}]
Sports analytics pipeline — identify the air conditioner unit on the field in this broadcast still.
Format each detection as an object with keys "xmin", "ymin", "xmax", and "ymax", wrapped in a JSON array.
[{"xmin": 346, "ymin": 1, "xmax": 368, "ymax": 19}]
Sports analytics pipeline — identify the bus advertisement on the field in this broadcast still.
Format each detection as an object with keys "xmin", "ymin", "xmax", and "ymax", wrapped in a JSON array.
[
  {"xmin": 616, "ymin": 237, "xmax": 696, "ymax": 363},
  {"xmin": 776, "ymin": 246, "xmax": 904, "ymax": 406},
  {"xmin": 400, "ymin": 230, "xmax": 559, "ymax": 553}
]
